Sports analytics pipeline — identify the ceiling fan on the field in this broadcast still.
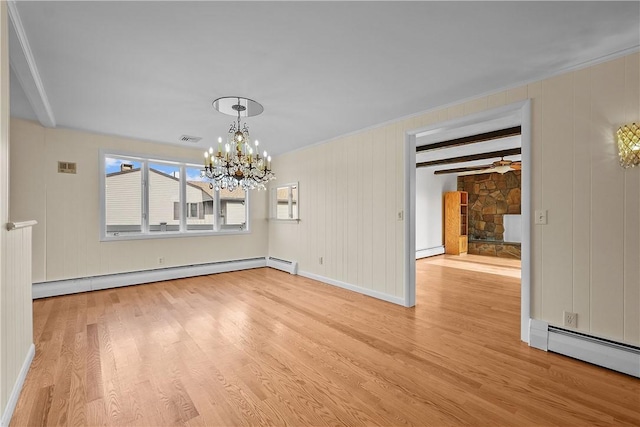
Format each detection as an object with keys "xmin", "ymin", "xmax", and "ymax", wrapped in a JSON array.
[{"xmin": 433, "ymin": 157, "xmax": 521, "ymax": 175}]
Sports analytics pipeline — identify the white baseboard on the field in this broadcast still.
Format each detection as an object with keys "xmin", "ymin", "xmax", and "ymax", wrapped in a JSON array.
[
  {"xmin": 297, "ymin": 270, "xmax": 406, "ymax": 306},
  {"xmin": 529, "ymin": 320, "xmax": 640, "ymax": 378},
  {"xmin": 416, "ymin": 246, "xmax": 445, "ymax": 259},
  {"xmin": 1, "ymin": 343, "xmax": 35, "ymax": 427},
  {"xmin": 32, "ymin": 257, "xmax": 267, "ymax": 299},
  {"xmin": 266, "ymin": 257, "xmax": 298, "ymax": 274}
]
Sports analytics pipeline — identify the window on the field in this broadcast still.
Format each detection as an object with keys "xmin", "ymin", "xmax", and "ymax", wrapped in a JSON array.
[
  {"xmin": 101, "ymin": 152, "xmax": 248, "ymax": 240},
  {"xmin": 272, "ymin": 182, "xmax": 299, "ymax": 220}
]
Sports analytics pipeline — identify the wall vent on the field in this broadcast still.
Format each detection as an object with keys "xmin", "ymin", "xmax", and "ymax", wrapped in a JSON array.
[
  {"xmin": 58, "ymin": 161, "xmax": 77, "ymax": 174},
  {"xmin": 179, "ymin": 135, "xmax": 202, "ymax": 143}
]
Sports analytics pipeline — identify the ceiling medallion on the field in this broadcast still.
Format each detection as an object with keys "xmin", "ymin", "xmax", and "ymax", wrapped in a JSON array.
[{"xmin": 202, "ymin": 97, "xmax": 275, "ymax": 191}]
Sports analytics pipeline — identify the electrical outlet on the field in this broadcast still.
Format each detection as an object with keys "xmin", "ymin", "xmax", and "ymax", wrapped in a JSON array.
[
  {"xmin": 158, "ymin": 257, "xmax": 165, "ymax": 265},
  {"xmin": 319, "ymin": 257, "xmax": 323, "ymax": 265},
  {"xmin": 563, "ymin": 311, "xmax": 578, "ymax": 328}
]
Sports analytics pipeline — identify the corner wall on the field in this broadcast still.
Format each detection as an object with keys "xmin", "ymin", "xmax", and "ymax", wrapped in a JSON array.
[
  {"xmin": 269, "ymin": 52, "xmax": 640, "ymax": 346},
  {"xmin": 9, "ymin": 118, "xmax": 269, "ymax": 283}
]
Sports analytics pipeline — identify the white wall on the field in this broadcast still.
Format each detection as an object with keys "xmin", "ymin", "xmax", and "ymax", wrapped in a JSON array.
[
  {"xmin": 9, "ymin": 119, "xmax": 269, "ymax": 283},
  {"xmin": 269, "ymin": 52, "xmax": 640, "ymax": 346},
  {"xmin": 415, "ymin": 167, "xmax": 457, "ymax": 255}
]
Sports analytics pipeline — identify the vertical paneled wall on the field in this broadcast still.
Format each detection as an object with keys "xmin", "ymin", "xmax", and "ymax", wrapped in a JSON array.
[
  {"xmin": 269, "ymin": 52, "xmax": 640, "ymax": 346},
  {"xmin": 2, "ymin": 226, "xmax": 34, "ymax": 416},
  {"xmin": 9, "ymin": 119, "xmax": 269, "ymax": 283}
]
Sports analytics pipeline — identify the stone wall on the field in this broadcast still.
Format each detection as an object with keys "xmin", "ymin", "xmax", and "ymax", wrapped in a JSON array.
[
  {"xmin": 457, "ymin": 170, "xmax": 521, "ymax": 241},
  {"xmin": 468, "ymin": 241, "xmax": 521, "ymax": 259}
]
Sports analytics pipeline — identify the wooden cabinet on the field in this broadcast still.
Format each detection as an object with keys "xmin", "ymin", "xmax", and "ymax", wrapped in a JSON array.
[{"xmin": 444, "ymin": 191, "xmax": 468, "ymax": 255}]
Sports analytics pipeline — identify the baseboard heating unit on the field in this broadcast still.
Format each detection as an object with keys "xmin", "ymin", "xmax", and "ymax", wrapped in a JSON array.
[
  {"xmin": 547, "ymin": 326, "xmax": 640, "ymax": 378},
  {"xmin": 32, "ymin": 257, "xmax": 267, "ymax": 299},
  {"xmin": 266, "ymin": 257, "xmax": 298, "ymax": 275}
]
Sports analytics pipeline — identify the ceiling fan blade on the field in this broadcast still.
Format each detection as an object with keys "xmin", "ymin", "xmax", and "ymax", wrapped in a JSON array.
[
  {"xmin": 433, "ymin": 164, "xmax": 492, "ymax": 175},
  {"xmin": 511, "ymin": 162, "xmax": 522, "ymax": 170}
]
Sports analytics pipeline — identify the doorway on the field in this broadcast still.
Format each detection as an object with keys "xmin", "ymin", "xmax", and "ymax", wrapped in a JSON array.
[{"xmin": 404, "ymin": 100, "xmax": 532, "ymax": 343}]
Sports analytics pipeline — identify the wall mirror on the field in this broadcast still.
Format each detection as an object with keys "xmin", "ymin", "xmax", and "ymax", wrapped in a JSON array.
[{"xmin": 272, "ymin": 182, "xmax": 299, "ymax": 220}]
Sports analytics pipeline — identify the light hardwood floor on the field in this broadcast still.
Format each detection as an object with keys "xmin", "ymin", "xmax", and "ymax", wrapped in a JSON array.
[{"xmin": 10, "ymin": 255, "xmax": 640, "ymax": 426}]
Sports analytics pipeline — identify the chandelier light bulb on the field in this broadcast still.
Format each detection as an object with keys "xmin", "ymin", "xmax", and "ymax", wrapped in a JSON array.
[
  {"xmin": 263, "ymin": 150, "xmax": 267, "ymax": 158},
  {"xmin": 209, "ymin": 147, "xmax": 213, "ymax": 154},
  {"xmin": 218, "ymin": 136, "xmax": 222, "ymax": 143},
  {"xmin": 225, "ymin": 143, "xmax": 230, "ymax": 152}
]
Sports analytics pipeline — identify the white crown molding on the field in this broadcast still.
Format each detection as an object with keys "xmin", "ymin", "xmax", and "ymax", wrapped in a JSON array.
[{"xmin": 7, "ymin": 0, "xmax": 55, "ymax": 128}]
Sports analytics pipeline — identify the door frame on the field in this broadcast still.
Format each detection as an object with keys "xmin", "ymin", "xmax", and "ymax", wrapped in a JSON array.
[{"xmin": 403, "ymin": 99, "xmax": 532, "ymax": 343}]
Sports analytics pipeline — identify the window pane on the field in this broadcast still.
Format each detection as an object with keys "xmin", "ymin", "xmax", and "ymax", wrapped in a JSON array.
[
  {"xmin": 149, "ymin": 163, "xmax": 181, "ymax": 232},
  {"xmin": 186, "ymin": 166, "xmax": 214, "ymax": 231},
  {"xmin": 105, "ymin": 157, "xmax": 142, "ymax": 235},
  {"xmin": 220, "ymin": 188, "xmax": 246, "ymax": 228},
  {"xmin": 276, "ymin": 186, "xmax": 289, "ymax": 219}
]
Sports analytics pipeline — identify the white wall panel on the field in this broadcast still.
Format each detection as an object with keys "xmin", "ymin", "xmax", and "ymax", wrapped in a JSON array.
[
  {"xmin": 572, "ymin": 67, "xmax": 592, "ymax": 333},
  {"xmin": 623, "ymin": 55, "xmax": 640, "ymax": 344},
  {"xmin": 540, "ymin": 72, "xmax": 575, "ymax": 325},
  {"xmin": 589, "ymin": 59, "xmax": 626, "ymax": 341}
]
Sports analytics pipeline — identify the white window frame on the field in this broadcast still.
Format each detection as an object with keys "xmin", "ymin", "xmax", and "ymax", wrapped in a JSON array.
[
  {"xmin": 271, "ymin": 182, "xmax": 299, "ymax": 221},
  {"xmin": 100, "ymin": 149, "xmax": 250, "ymax": 241}
]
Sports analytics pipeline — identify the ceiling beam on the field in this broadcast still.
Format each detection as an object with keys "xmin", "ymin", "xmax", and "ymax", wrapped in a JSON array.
[
  {"xmin": 433, "ymin": 165, "xmax": 492, "ymax": 175},
  {"xmin": 416, "ymin": 126, "xmax": 521, "ymax": 152},
  {"xmin": 8, "ymin": 0, "xmax": 56, "ymax": 128},
  {"xmin": 416, "ymin": 147, "xmax": 521, "ymax": 168}
]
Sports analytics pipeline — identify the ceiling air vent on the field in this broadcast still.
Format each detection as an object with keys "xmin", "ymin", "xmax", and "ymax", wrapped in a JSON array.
[{"xmin": 179, "ymin": 135, "xmax": 202, "ymax": 143}]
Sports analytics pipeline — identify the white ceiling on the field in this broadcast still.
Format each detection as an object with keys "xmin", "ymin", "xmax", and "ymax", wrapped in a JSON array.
[{"xmin": 8, "ymin": 1, "xmax": 640, "ymax": 157}]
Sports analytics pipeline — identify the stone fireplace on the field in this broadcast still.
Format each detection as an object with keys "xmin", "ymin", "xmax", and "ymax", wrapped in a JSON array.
[{"xmin": 457, "ymin": 170, "xmax": 521, "ymax": 258}]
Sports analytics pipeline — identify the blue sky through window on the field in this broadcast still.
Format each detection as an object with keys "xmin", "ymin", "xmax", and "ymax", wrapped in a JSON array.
[{"xmin": 105, "ymin": 157, "xmax": 205, "ymax": 182}]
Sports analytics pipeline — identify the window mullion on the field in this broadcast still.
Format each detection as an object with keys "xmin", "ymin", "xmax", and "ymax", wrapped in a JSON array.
[
  {"xmin": 142, "ymin": 161, "xmax": 149, "ymax": 234},
  {"xmin": 180, "ymin": 165, "xmax": 186, "ymax": 232}
]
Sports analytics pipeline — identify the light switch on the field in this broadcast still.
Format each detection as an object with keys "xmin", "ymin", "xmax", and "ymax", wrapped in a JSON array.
[{"xmin": 534, "ymin": 209, "xmax": 547, "ymax": 225}]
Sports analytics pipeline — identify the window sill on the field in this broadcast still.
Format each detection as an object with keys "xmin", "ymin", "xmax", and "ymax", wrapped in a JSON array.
[{"xmin": 100, "ymin": 228, "xmax": 250, "ymax": 242}]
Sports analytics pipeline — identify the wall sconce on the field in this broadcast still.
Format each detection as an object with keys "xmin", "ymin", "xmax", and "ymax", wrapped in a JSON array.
[{"xmin": 617, "ymin": 123, "xmax": 640, "ymax": 168}]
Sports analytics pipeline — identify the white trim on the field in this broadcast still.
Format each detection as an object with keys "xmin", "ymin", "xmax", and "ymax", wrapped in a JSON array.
[
  {"xmin": 548, "ymin": 327, "xmax": 640, "ymax": 378},
  {"xmin": 529, "ymin": 319, "xmax": 549, "ymax": 351},
  {"xmin": 32, "ymin": 258, "xmax": 266, "ymax": 299},
  {"xmin": 6, "ymin": 219, "xmax": 37, "ymax": 231},
  {"xmin": 7, "ymin": 0, "xmax": 55, "ymax": 127},
  {"xmin": 0, "ymin": 343, "xmax": 35, "ymax": 427},
  {"xmin": 266, "ymin": 257, "xmax": 298, "ymax": 275},
  {"xmin": 405, "ymin": 99, "xmax": 532, "ymax": 343},
  {"xmin": 416, "ymin": 246, "xmax": 445, "ymax": 259},
  {"xmin": 520, "ymin": 100, "xmax": 532, "ymax": 343},
  {"xmin": 298, "ymin": 270, "xmax": 406, "ymax": 306},
  {"xmin": 404, "ymin": 133, "xmax": 416, "ymax": 307}
]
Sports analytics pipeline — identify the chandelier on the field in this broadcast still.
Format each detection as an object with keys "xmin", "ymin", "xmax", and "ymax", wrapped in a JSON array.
[{"xmin": 202, "ymin": 97, "xmax": 275, "ymax": 191}]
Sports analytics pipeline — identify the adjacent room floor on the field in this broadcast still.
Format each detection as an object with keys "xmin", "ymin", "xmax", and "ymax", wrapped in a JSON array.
[{"xmin": 10, "ymin": 255, "xmax": 640, "ymax": 426}]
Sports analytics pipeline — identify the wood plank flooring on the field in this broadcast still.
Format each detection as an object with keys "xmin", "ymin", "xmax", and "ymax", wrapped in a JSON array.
[{"xmin": 10, "ymin": 255, "xmax": 640, "ymax": 426}]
